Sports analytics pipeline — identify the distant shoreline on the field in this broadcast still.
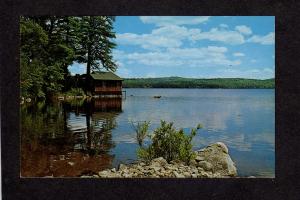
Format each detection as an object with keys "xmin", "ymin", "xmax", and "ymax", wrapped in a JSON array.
[{"xmin": 123, "ymin": 77, "xmax": 275, "ymax": 89}]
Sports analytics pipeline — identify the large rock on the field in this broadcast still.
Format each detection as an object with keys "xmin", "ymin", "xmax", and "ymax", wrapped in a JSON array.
[{"xmin": 195, "ymin": 142, "xmax": 237, "ymax": 177}]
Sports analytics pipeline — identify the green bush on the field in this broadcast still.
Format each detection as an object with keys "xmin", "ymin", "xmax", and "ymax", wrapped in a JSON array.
[
  {"xmin": 66, "ymin": 88, "xmax": 85, "ymax": 96},
  {"xmin": 137, "ymin": 121, "xmax": 202, "ymax": 165}
]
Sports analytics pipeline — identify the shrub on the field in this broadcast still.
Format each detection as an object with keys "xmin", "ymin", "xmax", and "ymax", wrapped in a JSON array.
[
  {"xmin": 66, "ymin": 88, "xmax": 85, "ymax": 96},
  {"xmin": 137, "ymin": 120, "xmax": 202, "ymax": 165},
  {"xmin": 132, "ymin": 121, "xmax": 150, "ymax": 146}
]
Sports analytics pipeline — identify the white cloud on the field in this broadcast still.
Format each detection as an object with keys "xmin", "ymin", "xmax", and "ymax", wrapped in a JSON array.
[
  {"xmin": 190, "ymin": 27, "xmax": 245, "ymax": 45},
  {"xmin": 151, "ymin": 25, "xmax": 198, "ymax": 39},
  {"xmin": 219, "ymin": 24, "xmax": 229, "ymax": 28},
  {"xmin": 233, "ymin": 52, "xmax": 245, "ymax": 57},
  {"xmin": 139, "ymin": 16, "xmax": 210, "ymax": 26},
  {"xmin": 116, "ymin": 32, "xmax": 182, "ymax": 50},
  {"xmin": 247, "ymin": 32, "xmax": 275, "ymax": 45},
  {"xmin": 117, "ymin": 25, "xmax": 246, "ymax": 50},
  {"xmin": 114, "ymin": 47, "xmax": 241, "ymax": 68},
  {"xmin": 235, "ymin": 25, "xmax": 252, "ymax": 35},
  {"xmin": 116, "ymin": 25, "xmax": 200, "ymax": 49}
]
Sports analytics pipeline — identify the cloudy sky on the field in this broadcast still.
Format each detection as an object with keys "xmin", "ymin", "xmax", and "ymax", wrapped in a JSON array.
[{"xmin": 69, "ymin": 16, "xmax": 275, "ymax": 79}]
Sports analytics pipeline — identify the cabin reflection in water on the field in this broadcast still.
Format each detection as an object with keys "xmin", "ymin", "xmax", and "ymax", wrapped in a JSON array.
[{"xmin": 21, "ymin": 98, "xmax": 123, "ymax": 177}]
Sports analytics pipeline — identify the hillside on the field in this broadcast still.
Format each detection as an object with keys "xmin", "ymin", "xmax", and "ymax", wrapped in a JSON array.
[{"xmin": 123, "ymin": 77, "xmax": 275, "ymax": 89}]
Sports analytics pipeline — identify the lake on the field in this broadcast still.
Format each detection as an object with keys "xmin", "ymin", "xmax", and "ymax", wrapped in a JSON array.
[{"xmin": 21, "ymin": 89, "xmax": 275, "ymax": 177}]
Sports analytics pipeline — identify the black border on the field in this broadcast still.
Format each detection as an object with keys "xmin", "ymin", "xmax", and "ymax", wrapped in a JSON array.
[{"xmin": 1, "ymin": 0, "xmax": 300, "ymax": 199}]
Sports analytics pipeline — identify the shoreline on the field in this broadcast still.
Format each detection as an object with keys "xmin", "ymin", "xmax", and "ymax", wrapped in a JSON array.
[{"xmin": 81, "ymin": 142, "xmax": 238, "ymax": 178}]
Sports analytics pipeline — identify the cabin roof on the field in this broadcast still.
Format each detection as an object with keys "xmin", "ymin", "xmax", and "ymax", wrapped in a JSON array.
[{"xmin": 90, "ymin": 71, "xmax": 123, "ymax": 81}]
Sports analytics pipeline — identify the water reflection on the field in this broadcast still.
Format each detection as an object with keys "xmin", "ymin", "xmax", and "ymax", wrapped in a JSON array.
[
  {"xmin": 21, "ymin": 89, "xmax": 275, "ymax": 177},
  {"xmin": 111, "ymin": 89, "xmax": 274, "ymax": 177},
  {"xmin": 21, "ymin": 98, "xmax": 122, "ymax": 177}
]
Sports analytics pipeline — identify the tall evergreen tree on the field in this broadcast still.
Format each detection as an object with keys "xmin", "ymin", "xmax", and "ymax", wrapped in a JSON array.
[{"xmin": 76, "ymin": 16, "xmax": 117, "ymax": 75}]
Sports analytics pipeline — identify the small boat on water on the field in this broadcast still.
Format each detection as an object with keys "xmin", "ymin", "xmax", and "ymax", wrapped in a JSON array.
[{"xmin": 153, "ymin": 96, "xmax": 161, "ymax": 98}]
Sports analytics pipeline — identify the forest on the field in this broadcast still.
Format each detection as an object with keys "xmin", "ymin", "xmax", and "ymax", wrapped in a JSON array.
[
  {"xmin": 20, "ymin": 16, "xmax": 117, "ymax": 100},
  {"xmin": 123, "ymin": 77, "xmax": 275, "ymax": 89}
]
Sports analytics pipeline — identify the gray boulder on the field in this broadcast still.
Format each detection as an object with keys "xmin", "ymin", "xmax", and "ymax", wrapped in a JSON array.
[{"xmin": 196, "ymin": 142, "xmax": 237, "ymax": 177}]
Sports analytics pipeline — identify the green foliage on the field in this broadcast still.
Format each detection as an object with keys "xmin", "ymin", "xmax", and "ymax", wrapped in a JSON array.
[
  {"xmin": 65, "ymin": 88, "xmax": 85, "ymax": 96},
  {"xmin": 132, "ymin": 121, "xmax": 150, "ymax": 146},
  {"xmin": 76, "ymin": 16, "xmax": 117, "ymax": 74},
  {"xmin": 20, "ymin": 18, "xmax": 48, "ymax": 98},
  {"xmin": 123, "ymin": 77, "xmax": 275, "ymax": 89},
  {"xmin": 20, "ymin": 16, "xmax": 118, "ymax": 99},
  {"xmin": 137, "ymin": 121, "xmax": 202, "ymax": 165},
  {"xmin": 20, "ymin": 58, "xmax": 46, "ymax": 98}
]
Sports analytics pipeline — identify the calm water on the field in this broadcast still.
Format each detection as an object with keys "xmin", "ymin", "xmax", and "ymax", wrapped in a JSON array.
[{"xmin": 21, "ymin": 89, "xmax": 275, "ymax": 177}]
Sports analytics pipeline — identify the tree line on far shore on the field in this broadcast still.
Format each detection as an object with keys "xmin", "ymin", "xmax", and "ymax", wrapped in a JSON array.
[
  {"xmin": 20, "ymin": 16, "xmax": 117, "ymax": 100},
  {"xmin": 123, "ymin": 77, "xmax": 275, "ymax": 89}
]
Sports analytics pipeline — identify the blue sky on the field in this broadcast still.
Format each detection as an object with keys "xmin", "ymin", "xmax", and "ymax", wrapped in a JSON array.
[{"xmin": 69, "ymin": 16, "xmax": 275, "ymax": 79}]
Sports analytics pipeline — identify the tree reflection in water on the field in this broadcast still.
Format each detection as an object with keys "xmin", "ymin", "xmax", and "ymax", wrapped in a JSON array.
[{"xmin": 21, "ymin": 98, "xmax": 122, "ymax": 177}]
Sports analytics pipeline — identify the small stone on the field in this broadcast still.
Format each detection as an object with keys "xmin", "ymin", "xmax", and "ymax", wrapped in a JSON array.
[
  {"xmin": 191, "ymin": 174, "xmax": 197, "ymax": 178},
  {"xmin": 68, "ymin": 162, "xmax": 75, "ymax": 166},
  {"xmin": 165, "ymin": 165, "xmax": 175, "ymax": 171},
  {"xmin": 183, "ymin": 172, "xmax": 191, "ymax": 178},
  {"xmin": 189, "ymin": 159, "xmax": 197, "ymax": 166},
  {"xmin": 123, "ymin": 174, "xmax": 130, "ymax": 178},
  {"xmin": 119, "ymin": 164, "xmax": 127, "ymax": 171},
  {"xmin": 213, "ymin": 172, "xmax": 222, "ymax": 178},
  {"xmin": 173, "ymin": 171, "xmax": 185, "ymax": 178},
  {"xmin": 170, "ymin": 160, "xmax": 182, "ymax": 165},
  {"xmin": 195, "ymin": 156, "xmax": 205, "ymax": 162},
  {"xmin": 197, "ymin": 149, "xmax": 205, "ymax": 153},
  {"xmin": 152, "ymin": 166, "xmax": 161, "ymax": 172},
  {"xmin": 150, "ymin": 157, "xmax": 168, "ymax": 167},
  {"xmin": 191, "ymin": 168, "xmax": 198, "ymax": 174},
  {"xmin": 98, "ymin": 171, "xmax": 109, "ymax": 177},
  {"xmin": 111, "ymin": 168, "xmax": 116, "ymax": 173}
]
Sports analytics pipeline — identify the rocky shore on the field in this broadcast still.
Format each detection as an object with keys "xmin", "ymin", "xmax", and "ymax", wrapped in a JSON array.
[{"xmin": 82, "ymin": 142, "xmax": 237, "ymax": 178}]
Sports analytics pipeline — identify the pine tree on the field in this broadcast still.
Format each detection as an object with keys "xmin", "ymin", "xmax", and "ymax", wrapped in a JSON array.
[{"xmin": 76, "ymin": 16, "xmax": 117, "ymax": 75}]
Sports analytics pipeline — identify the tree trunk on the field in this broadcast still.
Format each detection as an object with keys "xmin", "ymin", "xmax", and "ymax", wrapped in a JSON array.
[
  {"xmin": 86, "ymin": 17, "xmax": 92, "ymax": 95},
  {"xmin": 85, "ymin": 46, "xmax": 91, "ymax": 95}
]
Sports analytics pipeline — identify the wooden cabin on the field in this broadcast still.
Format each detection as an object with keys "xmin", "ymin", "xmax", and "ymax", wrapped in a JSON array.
[{"xmin": 89, "ymin": 71, "xmax": 123, "ymax": 96}]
